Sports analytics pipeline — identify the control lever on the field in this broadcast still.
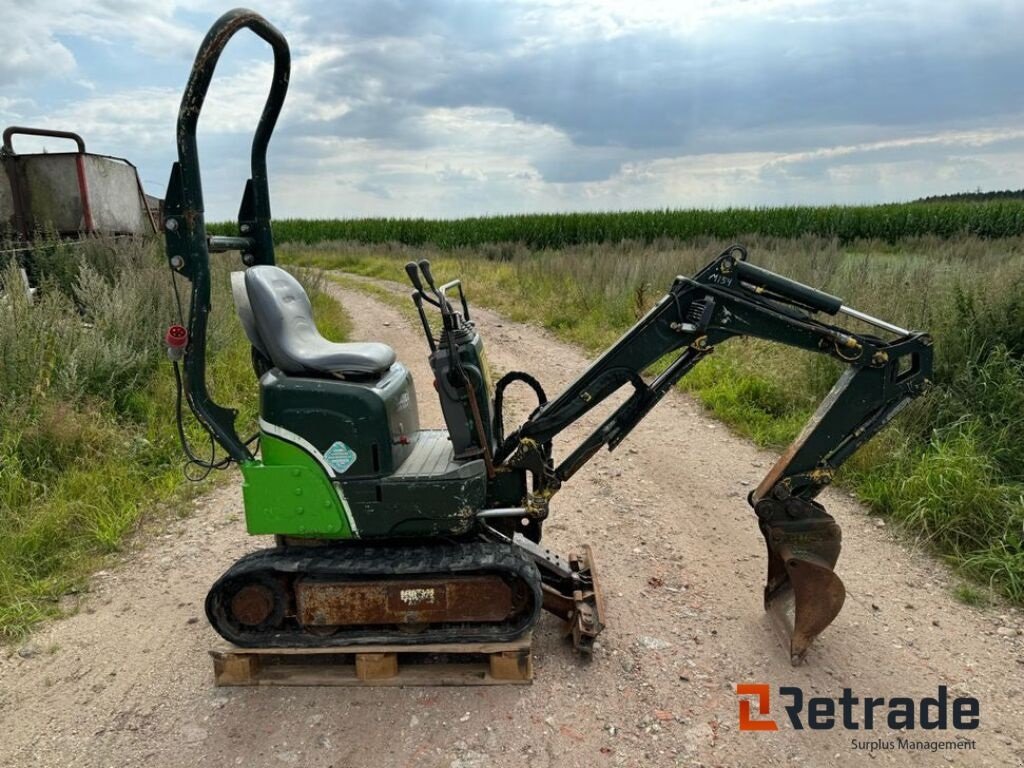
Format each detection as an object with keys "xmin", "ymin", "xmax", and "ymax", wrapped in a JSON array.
[
  {"xmin": 418, "ymin": 268, "xmax": 494, "ymax": 477},
  {"xmin": 412, "ymin": 294, "xmax": 437, "ymax": 352},
  {"xmin": 419, "ymin": 259, "xmax": 456, "ymax": 323},
  {"xmin": 405, "ymin": 261, "xmax": 439, "ymax": 350},
  {"xmin": 417, "ymin": 259, "xmax": 445, "ymax": 306},
  {"xmin": 405, "ymin": 261, "xmax": 439, "ymax": 306},
  {"xmin": 417, "ymin": 258, "xmax": 436, "ymax": 287},
  {"xmin": 419, "ymin": 259, "xmax": 467, "ymax": 386}
]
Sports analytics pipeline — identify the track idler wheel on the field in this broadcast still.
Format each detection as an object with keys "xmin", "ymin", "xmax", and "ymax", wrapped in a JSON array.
[
  {"xmin": 208, "ymin": 573, "xmax": 288, "ymax": 637},
  {"xmin": 756, "ymin": 496, "xmax": 845, "ymax": 665}
]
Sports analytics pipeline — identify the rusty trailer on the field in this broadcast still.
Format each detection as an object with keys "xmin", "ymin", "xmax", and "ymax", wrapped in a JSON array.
[{"xmin": 1, "ymin": 126, "xmax": 158, "ymax": 239}]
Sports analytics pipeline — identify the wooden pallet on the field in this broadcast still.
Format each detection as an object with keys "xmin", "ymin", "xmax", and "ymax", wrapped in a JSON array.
[{"xmin": 209, "ymin": 634, "xmax": 533, "ymax": 687}]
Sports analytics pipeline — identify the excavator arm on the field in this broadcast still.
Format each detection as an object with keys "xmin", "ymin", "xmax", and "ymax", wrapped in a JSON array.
[{"xmin": 497, "ymin": 245, "xmax": 933, "ymax": 662}]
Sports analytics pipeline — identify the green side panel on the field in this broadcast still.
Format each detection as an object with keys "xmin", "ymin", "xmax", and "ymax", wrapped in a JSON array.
[{"xmin": 240, "ymin": 435, "xmax": 353, "ymax": 538}]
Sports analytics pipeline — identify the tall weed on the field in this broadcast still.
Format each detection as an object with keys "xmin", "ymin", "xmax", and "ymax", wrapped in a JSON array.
[{"xmin": 0, "ymin": 237, "xmax": 350, "ymax": 639}]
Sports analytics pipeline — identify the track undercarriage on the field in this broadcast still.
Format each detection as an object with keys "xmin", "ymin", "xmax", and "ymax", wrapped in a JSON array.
[{"xmin": 206, "ymin": 537, "xmax": 606, "ymax": 653}]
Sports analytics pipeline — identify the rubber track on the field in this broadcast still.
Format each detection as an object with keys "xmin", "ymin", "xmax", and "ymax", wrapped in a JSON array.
[{"xmin": 206, "ymin": 542, "xmax": 543, "ymax": 648}]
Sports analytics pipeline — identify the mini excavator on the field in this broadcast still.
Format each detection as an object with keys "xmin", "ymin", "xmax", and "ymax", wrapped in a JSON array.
[{"xmin": 163, "ymin": 10, "xmax": 933, "ymax": 664}]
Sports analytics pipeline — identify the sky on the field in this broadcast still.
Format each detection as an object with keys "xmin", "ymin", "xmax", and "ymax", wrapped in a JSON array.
[{"xmin": 4, "ymin": 0, "xmax": 1024, "ymax": 220}]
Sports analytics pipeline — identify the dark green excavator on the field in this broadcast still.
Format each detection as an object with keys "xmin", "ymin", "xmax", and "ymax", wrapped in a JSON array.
[{"xmin": 163, "ymin": 9, "xmax": 933, "ymax": 664}]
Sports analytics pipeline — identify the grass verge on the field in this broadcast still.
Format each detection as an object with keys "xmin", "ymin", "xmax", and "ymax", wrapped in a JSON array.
[{"xmin": 0, "ymin": 239, "xmax": 348, "ymax": 639}]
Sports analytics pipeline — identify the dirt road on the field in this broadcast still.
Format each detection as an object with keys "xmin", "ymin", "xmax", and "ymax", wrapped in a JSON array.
[{"xmin": 2, "ymin": 277, "xmax": 1022, "ymax": 768}]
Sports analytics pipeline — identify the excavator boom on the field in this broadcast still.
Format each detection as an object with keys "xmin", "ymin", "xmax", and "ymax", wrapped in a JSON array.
[{"xmin": 495, "ymin": 245, "xmax": 933, "ymax": 663}]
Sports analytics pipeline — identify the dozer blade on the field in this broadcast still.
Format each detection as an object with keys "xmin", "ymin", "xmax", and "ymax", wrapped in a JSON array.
[
  {"xmin": 566, "ymin": 544, "xmax": 607, "ymax": 654},
  {"xmin": 759, "ymin": 503, "xmax": 845, "ymax": 665},
  {"xmin": 514, "ymin": 536, "xmax": 607, "ymax": 654}
]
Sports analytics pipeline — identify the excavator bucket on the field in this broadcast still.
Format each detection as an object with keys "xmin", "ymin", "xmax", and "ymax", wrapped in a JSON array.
[{"xmin": 760, "ymin": 511, "xmax": 845, "ymax": 665}]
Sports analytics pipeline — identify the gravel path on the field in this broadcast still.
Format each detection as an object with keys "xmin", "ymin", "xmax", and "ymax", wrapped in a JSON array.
[{"xmin": 1, "ymin": 276, "xmax": 1022, "ymax": 768}]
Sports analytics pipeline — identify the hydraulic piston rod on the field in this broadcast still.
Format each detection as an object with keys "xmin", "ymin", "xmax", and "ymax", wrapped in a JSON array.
[{"xmin": 837, "ymin": 305, "xmax": 911, "ymax": 336}]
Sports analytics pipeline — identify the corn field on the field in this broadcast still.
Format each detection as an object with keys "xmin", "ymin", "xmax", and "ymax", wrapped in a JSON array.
[{"xmin": 211, "ymin": 201, "xmax": 1024, "ymax": 248}]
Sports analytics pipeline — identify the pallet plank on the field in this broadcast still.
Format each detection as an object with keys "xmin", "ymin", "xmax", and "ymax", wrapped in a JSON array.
[
  {"xmin": 210, "ymin": 636, "xmax": 530, "ymax": 656},
  {"xmin": 210, "ymin": 633, "xmax": 533, "ymax": 687}
]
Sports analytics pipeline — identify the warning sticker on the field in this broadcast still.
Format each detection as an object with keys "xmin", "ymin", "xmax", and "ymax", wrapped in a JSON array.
[{"xmin": 324, "ymin": 441, "xmax": 357, "ymax": 474}]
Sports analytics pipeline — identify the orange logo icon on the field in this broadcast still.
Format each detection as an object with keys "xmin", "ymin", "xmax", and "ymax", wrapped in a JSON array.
[{"xmin": 737, "ymin": 683, "xmax": 779, "ymax": 731}]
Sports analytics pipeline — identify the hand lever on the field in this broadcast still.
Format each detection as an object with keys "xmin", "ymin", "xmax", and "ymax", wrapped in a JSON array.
[
  {"xmin": 418, "ymin": 259, "xmax": 437, "ymax": 290},
  {"xmin": 418, "ymin": 259, "xmax": 450, "ymax": 314},
  {"xmin": 405, "ymin": 261, "xmax": 439, "ymax": 306},
  {"xmin": 405, "ymin": 261, "xmax": 425, "ymax": 292}
]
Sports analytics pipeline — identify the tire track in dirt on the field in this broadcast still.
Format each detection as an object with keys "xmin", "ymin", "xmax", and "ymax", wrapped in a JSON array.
[{"xmin": 0, "ymin": 277, "xmax": 1021, "ymax": 768}]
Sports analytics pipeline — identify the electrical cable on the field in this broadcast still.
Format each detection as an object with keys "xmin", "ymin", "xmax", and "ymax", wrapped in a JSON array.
[
  {"xmin": 172, "ymin": 360, "xmax": 231, "ymax": 480},
  {"xmin": 167, "ymin": 265, "xmax": 258, "ymax": 479}
]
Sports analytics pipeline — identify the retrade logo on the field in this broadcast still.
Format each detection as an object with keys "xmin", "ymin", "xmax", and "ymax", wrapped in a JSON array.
[
  {"xmin": 737, "ymin": 683, "xmax": 779, "ymax": 731},
  {"xmin": 736, "ymin": 684, "xmax": 979, "ymax": 732}
]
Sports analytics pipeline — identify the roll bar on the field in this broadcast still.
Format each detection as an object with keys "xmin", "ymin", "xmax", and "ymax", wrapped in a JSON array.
[{"xmin": 163, "ymin": 8, "xmax": 290, "ymax": 462}]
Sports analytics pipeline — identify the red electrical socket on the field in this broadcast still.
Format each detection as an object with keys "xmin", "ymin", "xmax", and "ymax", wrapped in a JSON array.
[{"xmin": 165, "ymin": 324, "xmax": 188, "ymax": 360}]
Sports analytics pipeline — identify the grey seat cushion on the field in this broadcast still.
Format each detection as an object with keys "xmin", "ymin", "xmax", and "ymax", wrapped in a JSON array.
[{"xmin": 242, "ymin": 265, "xmax": 396, "ymax": 377}]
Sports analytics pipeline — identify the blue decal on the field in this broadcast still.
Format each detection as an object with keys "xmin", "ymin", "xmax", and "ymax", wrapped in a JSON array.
[{"xmin": 324, "ymin": 441, "xmax": 357, "ymax": 474}]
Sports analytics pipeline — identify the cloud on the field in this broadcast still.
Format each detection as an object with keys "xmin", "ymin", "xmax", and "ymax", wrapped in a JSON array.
[
  {"xmin": 0, "ymin": 19, "xmax": 76, "ymax": 85},
  {"xmin": 414, "ymin": 3, "xmax": 1024, "ymax": 155},
  {"xmin": 2, "ymin": 0, "xmax": 204, "ymax": 87},
  {"xmin": 268, "ymin": 0, "xmax": 1024, "ymax": 203},
  {"xmin": 6, "ymin": 0, "xmax": 1024, "ymax": 218},
  {"xmin": 758, "ymin": 127, "xmax": 1024, "ymax": 181}
]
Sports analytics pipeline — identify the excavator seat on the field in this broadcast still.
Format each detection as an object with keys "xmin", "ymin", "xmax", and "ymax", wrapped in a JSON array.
[{"xmin": 232, "ymin": 265, "xmax": 396, "ymax": 378}]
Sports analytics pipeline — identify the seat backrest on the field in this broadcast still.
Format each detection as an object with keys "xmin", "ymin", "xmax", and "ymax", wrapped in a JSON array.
[
  {"xmin": 231, "ymin": 271, "xmax": 268, "ymax": 357},
  {"xmin": 242, "ymin": 265, "xmax": 321, "ymax": 376}
]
